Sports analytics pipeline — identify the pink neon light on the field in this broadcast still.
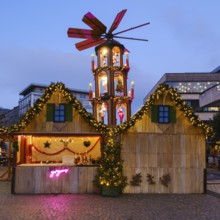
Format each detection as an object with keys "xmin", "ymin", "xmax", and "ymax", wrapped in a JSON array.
[{"xmin": 49, "ymin": 168, "xmax": 69, "ymax": 178}]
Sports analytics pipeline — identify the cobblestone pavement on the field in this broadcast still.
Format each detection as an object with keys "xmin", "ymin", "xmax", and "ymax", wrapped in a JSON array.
[{"xmin": 1, "ymin": 181, "xmax": 220, "ymax": 220}]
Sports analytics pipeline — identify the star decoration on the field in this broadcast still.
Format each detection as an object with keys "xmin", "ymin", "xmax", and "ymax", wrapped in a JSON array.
[{"xmin": 44, "ymin": 141, "xmax": 51, "ymax": 148}]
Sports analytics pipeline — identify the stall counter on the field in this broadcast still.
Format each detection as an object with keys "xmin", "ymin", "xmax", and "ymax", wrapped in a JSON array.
[{"xmin": 13, "ymin": 164, "xmax": 98, "ymax": 194}]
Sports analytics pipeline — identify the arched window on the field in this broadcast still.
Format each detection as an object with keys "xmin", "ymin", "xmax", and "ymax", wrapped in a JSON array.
[
  {"xmin": 114, "ymin": 71, "xmax": 124, "ymax": 96},
  {"xmin": 112, "ymin": 46, "xmax": 120, "ymax": 66},
  {"xmin": 100, "ymin": 47, "xmax": 108, "ymax": 67},
  {"xmin": 98, "ymin": 71, "xmax": 108, "ymax": 96}
]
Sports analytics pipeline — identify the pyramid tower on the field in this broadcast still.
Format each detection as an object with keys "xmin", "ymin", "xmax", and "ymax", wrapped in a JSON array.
[{"xmin": 89, "ymin": 40, "xmax": 133, "ymax": 126}]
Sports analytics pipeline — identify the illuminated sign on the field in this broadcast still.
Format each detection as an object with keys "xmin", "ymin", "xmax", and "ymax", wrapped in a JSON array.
[{"xmin": 49, "ymin": 168, "xmax": 69, "ymax": 178}]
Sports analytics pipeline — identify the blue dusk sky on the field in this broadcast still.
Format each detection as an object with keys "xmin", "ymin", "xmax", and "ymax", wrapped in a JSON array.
[{"xmin": 0, "ymin": 1, "xmax": 220, "ymax": 113}]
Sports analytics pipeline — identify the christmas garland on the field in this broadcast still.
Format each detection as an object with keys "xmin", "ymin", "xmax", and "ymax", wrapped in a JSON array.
[
  {"xmin": 0, "ymin": 82, "xmax": 214, "ymax": 193},
  {"xmin": 30, "ymin": 137, "xmax": 100, "ymax": 156},
  {"xmin": 1, "ymin": 82, "xmax": 212, "ymax": 137},
  {"xmin": 112, "ymin": 84, "xmax": 213, "ymax": 138},
  {"xmin": 93, "ymin": 66, "xmax": 130, "ymax": 75},
  {"xmin": 1, "ymin": 82, "xmax": 109, "ymax": 135}
]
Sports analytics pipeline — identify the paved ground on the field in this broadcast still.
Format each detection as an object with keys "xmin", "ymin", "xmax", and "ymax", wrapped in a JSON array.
[
  {"xmin": 207, "ymin": 168, "xmax": 220, "ymax": 195},
  {"xmin": 1, "ymin": 167, "xmax": 220, "ymax": 220},
  {"xmin": 0, "ymin": 181, "xmax": 220, "ymax": 220}
]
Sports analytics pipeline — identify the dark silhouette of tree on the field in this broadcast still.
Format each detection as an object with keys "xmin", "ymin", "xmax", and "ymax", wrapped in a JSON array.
[{"xmin": 210, "ymin": 111, "xmax": 220, "ymax": 143}]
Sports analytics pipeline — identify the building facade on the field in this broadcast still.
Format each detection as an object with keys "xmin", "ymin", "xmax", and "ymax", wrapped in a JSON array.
[
  {"xmin": 0, "ymin": 107, "xmax": 10, "ymax": 126},
  {"xmin": 0, "ymin": 84, "xmax": 92, "ymax": 128},
  {"xmin": 0, "ymin": 107, "xmax": 19, "ymax": 128},
  {"xmin": 18, "ymin": 83, "xmax": 92, "ymax": 118},
  {"xmin": 144, "ymin": 67, "xmax": 220, "ymax": 122}
]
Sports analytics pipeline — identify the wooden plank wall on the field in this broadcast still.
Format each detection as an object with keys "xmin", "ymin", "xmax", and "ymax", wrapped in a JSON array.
[
  {"xmin": 14, "ymin": 166, "xmax": 98, "ymax": 194},
  {"xmin": 121, "ymin": 133, "xmax": 205, "ymax": 193},
  {"xmin": 121, "ymin": 96, "xmax": 206, "ymax": 194}
]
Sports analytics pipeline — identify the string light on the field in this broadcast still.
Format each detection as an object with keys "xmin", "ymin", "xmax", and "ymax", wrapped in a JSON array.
[
  {"xmin": 0, "ymin": 82, "xmax": 214, "ymax": 191},
  {"xmin": 93, "ymin": 66, "xmax": 130, "ymax": 75}
]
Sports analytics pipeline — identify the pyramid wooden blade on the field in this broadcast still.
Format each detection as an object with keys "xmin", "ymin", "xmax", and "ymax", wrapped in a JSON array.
[
  {"xmin": 108, "ymin": 9, "xmax": 127, "ymax": 34},
  {"xmin": 67, "ymin": 28, "xmax": 101, "ymax": 39},
  {"xmin": 75, "ymin": 38, "xmax": 106, "ymax": 51},
  {"xmin": 114, "ymin": 35, "xmax": 148, "ymax": 42},
  {"xmin": 114, "ymin": 22, "xmax": 150, "ymax": 36},
  {"xmin": 82, "ymin": 12, "xmax": 107, "ymax": 34}
]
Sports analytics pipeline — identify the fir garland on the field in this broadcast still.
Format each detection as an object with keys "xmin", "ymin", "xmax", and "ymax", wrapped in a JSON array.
[
  {"xmin": 112, "ymin": 84, "xmax": 213, "ymax": 138},
  {"xmin": 0, "ymin": 82, "xmax": 214, "ymax": 192},
  {"xmin": 93, "ymin": 66, "xmax": 129, "ymax": 75}
]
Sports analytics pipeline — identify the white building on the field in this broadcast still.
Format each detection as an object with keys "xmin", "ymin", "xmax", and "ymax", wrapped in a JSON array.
[
  {"xmin": 19, "ymin": 83, "xmax": 92, "ymax": 118},
  {"xmin": 144, "ymin": 66, "xmax": 220, "ymax": 122}
]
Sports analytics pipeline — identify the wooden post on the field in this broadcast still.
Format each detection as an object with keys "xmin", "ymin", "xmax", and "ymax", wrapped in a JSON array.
[
  {"xmin": 203, "ymin": 168, "xmax": 207, "ymax": 194},
  {"xmin": 7, "ymin": 141, "xmax": 12, "ymax": 180}
]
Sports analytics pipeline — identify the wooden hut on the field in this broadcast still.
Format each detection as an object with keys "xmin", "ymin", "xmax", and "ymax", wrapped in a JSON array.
[
  {"xmin": 120, "ymin": 84, "xmax": 212, "ymax": 193},
  {"xmin": 7, "ymin": 82, "xmax": 106, "ymax": 194},
  {"xmin": 2, "ymin": 82, "xmax": 212, "ymax": 194}
]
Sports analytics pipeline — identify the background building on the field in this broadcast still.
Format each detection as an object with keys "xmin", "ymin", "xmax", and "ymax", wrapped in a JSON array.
[
  {"xmin": 18, "ymin": 83, "xmax": 92, "ymax": 118},
  {"xmin": 0, "ymin": 107, "xmax": 19, "ymax": 128},
  {"xmin": 0, "ymin": 107, "xmax": 10, "ymax": 125},
  {"xmin": 144, "ymin": 66, "xmax": 220, "ymax": 122},
  {"xmin": 0, "ymin": 83, "xmax": 92, "ymax": 128}
]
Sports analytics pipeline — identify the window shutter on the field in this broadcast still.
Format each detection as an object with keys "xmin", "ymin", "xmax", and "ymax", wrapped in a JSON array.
[
  {"xmin": 65, "ymin": 104, "xmax": 73, "ymax": 122},
  {"xmin": 170, "ymin": 106, "xmax": 176, "ymax": 123},
  {"xmin": 151, "ymin": 105, "xmax": 158, "ymax": 122},
  {"xmin": 46, "ymin": 104, "xmax": 54, "ymax": 121}
]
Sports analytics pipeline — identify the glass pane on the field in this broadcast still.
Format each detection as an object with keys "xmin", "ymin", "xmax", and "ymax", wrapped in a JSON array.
[
  {"xmin": 60, "ymin": 105, "xmax": 65, "ymax": 110},
  {"xmin": 60, "ymin": 116, "xmax": 65, "ymax": 121},
  {"xmin": 164, "ymin": 112, "xmax": 169, "ymax": 117},
  {"xmin": 159, "ymin": 106, "xmax": 164, "ymax": 111},
  {"xmin": 159, "ymin": 118, "xmax": 164, "ymax": 123},
  {"xmin": 164, "ymin": 106, "xmax": 169, "ymax": 111},
  {"xmin": 60, "ymin": 111, "xmax": 65, "ymax": 116},
  {"xmin": 164, "ymin": 118, "xmax": 169, "ymax": 123},
  {"xmin": 54, "ymin": 111, "xmax": 59, "ymax": 116},
  {"xmin": 159, "ymin": 112, "xmax": 164, "ymax": 117}
]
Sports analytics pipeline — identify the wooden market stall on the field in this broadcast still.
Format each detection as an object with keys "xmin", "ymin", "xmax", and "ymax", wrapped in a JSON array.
[
  {"xmin": 14, "ymin": 133, "xmax": 101, "ymax": 194},
  {"xmin": 4, "ymin": 9, "xmax": 212, "ymax": 195},
  {"xmin": 10, "ymin": 83, "xmax": 103, "ymax": 194},
  {"xmin": 6, "ymin": 83, "xmax": 212, "ymax": 195},
  {"xmin": 120, "ymin": 85, "xmax": 211, "ymax": 194}
]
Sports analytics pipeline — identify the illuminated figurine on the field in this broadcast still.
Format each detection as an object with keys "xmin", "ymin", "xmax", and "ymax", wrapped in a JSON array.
[
  {"xmin": 115, "ymin": 76, "xmax": 123, "ymax": 94},
  {"xmin": 100, "ymin": 53, "xmax": 107, "ymax": 67},
  {"xmin": 99, "ymin": 103, "xmax": 106, "ymax": 122},
  {"xmin": 118, "ymin": 106, "xmax": 124, "ymax": 123},
  {"xmin": 112, "ymin": 52, "xmax": 119, "ymax": 65}
]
